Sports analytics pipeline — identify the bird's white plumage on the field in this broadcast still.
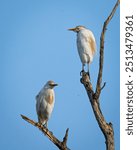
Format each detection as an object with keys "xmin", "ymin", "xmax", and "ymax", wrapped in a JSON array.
[
  {"xmin": 77, "ymin": 29, "xmax": 96, "ymax": 64},
  {"xmin": 69, "ymin": 26, "xmax": 96, "ymax": 73},
  {"xmin": 36, "ymin": 80, "xmax": 57, "ymax": 127}
]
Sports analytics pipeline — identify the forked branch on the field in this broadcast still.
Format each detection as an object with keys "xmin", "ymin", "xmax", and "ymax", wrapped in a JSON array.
[
  {"xmin": 21, "ymin": 115, "xmax": 70, "ymax": 150},
  {"xmin": 80, "ymin": 1, "xmax": 120, "ymax": 150}
]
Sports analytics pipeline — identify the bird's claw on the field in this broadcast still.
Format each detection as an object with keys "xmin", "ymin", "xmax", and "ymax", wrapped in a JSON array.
[
  {"xmin": 80, "ymin": 70, "xmax": 84, "ymax": 76},
  {"xmin": 43, "ymin": 122, "xmax": 48, "ymax": 128}
]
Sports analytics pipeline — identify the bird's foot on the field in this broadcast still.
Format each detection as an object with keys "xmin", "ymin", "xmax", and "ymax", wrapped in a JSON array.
[
  {"xmin": 43, "ymin": 122, "xmax": 48, "ymax": 128},
  {"xmin": 43, "ymin": 126, "xmax": 47, "ymax": 129},
  {"xmin": 80, "ymin": 70, "xmax": 84, "ymax": 76}
]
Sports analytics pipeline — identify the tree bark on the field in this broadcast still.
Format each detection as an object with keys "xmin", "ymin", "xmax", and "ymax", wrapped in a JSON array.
[{"xmin": 80, "ymin": 1, "xmax": 120, "ymax": 150}]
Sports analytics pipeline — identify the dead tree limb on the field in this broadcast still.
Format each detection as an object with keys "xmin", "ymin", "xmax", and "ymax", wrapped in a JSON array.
[
  {"xmin": 96, "ymin": 0, "xmax": 120, "ymax": 100},
  {"xmin": 21, "ymin": 115, "xmax": 70, "ymax": 150},
  {"xmin": 80, "ymin": 1, "xmax": 120, "ymax": 150}
]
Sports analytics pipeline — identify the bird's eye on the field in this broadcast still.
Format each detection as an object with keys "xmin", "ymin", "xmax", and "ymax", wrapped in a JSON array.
[{"xmin": 76, "ymin": 28, "xmax": 80, "ymax": 32}]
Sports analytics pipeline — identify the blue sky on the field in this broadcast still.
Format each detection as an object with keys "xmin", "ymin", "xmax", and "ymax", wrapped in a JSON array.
[{"xmin": 0, "ymin": 0, "xmax": 119, "ymax": 150}]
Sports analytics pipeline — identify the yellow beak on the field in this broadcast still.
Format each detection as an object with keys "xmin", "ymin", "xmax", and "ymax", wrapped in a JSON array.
[{"xmin": 68, "ymin": 28, "xmax": 76, "ymax": 31}]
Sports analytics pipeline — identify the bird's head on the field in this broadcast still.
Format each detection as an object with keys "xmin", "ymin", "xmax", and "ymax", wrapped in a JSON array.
[
  {"xmin": 68, "ymin": 25, "xmax": 86, "ymax": 33},
  {"xmin": 45, "ymin": 80, "xmax": 58, "ymax": 89}
]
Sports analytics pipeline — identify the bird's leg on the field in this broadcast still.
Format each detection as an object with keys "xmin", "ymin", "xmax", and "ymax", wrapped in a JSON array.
[
  {"xmin": 43, "ymin": 122, "xmax": 53, "ymax": 134},
  {"xmin": 43, "ymin": 121, "xmax": 48, "ymax": 128},
  {"xmin": 80, "ymin": 64, "xmax": 85, "ymax": 76},
  {"xmin": 87, "ymin": 63, "xmax": 90, "ymax": 79}
]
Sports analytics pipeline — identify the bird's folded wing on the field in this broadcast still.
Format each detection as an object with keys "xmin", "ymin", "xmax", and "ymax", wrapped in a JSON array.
[
  {"xmin": 88, "ymin": 36, "xmax": 96, "ymax": 54},
  {"xmin": 46, "ymin": 94, "xmax": 54, "ymax": 105}
]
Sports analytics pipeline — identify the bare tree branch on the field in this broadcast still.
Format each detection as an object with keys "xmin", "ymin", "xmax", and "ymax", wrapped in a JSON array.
[
  {"xmin": 21, "ymin": 115, "xmax": 70, "ymax": 150},
  {"xmin": 80, "ymin": 1, "xmax": 120, "ymax": 150},
  {"xmin": 95, "ymin": 0, "xmax": 120, "ymax": 99}
]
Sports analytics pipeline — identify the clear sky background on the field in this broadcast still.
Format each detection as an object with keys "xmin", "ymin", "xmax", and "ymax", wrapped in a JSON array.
[{"xmin": 0, "ymin": 0, "xmax": 119, "ymax": 150}]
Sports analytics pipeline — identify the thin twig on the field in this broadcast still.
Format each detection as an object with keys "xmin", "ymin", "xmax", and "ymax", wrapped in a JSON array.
[{"xmin": 101, "ymin": 82, "xmax": 106, "ymax": 90}]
